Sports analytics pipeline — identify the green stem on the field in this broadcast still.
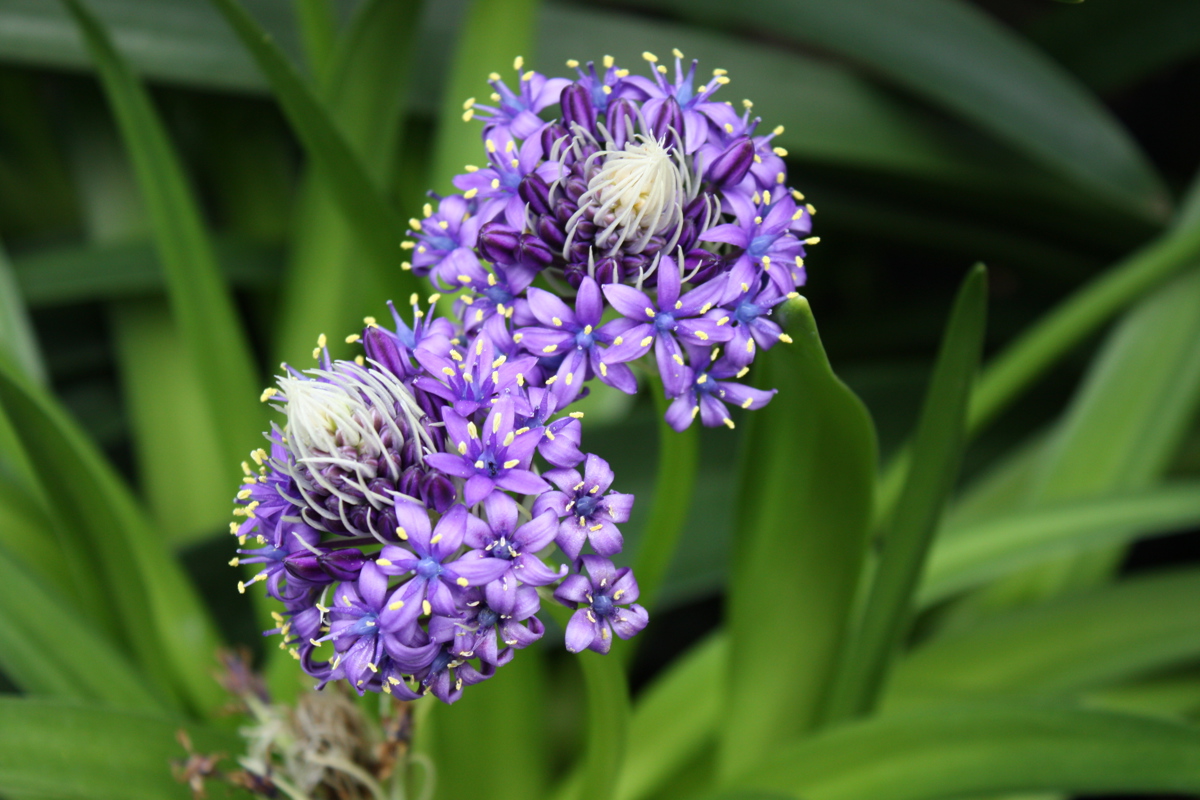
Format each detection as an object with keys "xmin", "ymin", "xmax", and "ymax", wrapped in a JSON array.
[{"xmin": 630, "ymin": 380, "xmax": 700, "ymax": 613}]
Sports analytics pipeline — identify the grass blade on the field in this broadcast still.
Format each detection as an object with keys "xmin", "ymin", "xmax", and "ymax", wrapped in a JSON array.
[
  {"xmin": 652, "ymin": 0, "xmax": 1168, "ymax": 220},
  {"xmin": 0, "ymin": 239, "xmax": 45, "ymax": 386},
  {"xmin": 207, "ymin": 0, "xmax": 409, "ymax": 288},
  {"xmin": 273, "ymin": 0, "xmax": 423, "ymax": 367},
  {"xmin": 293, "ymin": 0, "xmax": 336, "ymax": 78},
  {"xmin": 62, "ymin": 0, "xmax": 262, "ymax": 473},
  {"xmin": 0, "ymin": 355, "xmax": 224, "ymax": 716},
  {"xmin": 724, "ymin": 703, "xmax": 1200, "ymax": 800},
  {"xmin": 0, "ymin": 697, "xmax": 242, "ymax": 800},
  {"xmin": 429, "ymin": 0, "xmax": 540, "ymax": 194},
  {"xmin": 824, "ymin": 265, "xmax": 987, "ymax": 723},
  {"xmin": 921, "ymin": 482, "xmax": 1200, "ymax": 604},
  {"xmin": 0, "ymin": 539, "xmax": 168, "ymax": 712},
  {"xmin": 719, "ymin": 298, "xmax": 878, "ymax": 778},
  {"xmin": 893, "ymin": 569, "xmax": 1200, "ymax": 703}
]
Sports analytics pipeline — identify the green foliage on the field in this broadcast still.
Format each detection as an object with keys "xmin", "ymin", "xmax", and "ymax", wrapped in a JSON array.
[{"xmin": 0, "ymin": 2, "xmax": 1199, "ymax": 799}]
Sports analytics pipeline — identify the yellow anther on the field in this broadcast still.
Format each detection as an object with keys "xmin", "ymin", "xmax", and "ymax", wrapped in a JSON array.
[
  {"xmin": 542, "ymin": 344, "xmax": 558, "ymax": 353},
  {"xmin": 457, "ymin": 442, "xmax": 468, "ymax": 455},
  {"xmin": 345, "ymin": 333, "xmax": 361, "ymax": 344},
  {"xmin": 603, "ymin": 55, "xmax": 614, "ymax": 68},
  {"xmin": 409, "ymin": 217, "xmax": 423, "ymax": 231},
  {"xmin": 779, "ymin": 333, "xmax": 794, "ymax": 344},
  {"xmin": 400, "ymin": 241, "xmax": 415, "ymax": 249},
  {"xmin": 430, "ymin": 534, "xmax": 443, "ymax": 545},
  {"xmin": 741, "ymin": 397, "xmax": 754, "ymax": 409},
  {"xmin": 462, "ymin": 108, "xmax": 475, "ymax": 122},
  {"xmin": 422, "ymin": 600, "xmax": 432, "ymax": 616},
  {"xmin": 569, "ymin": 411, "xmax": 584, "ymax": 419},
  {"xmin": 260, "ymin": 387, "xmax": 278, "ymax": 402},
  {"xmin": 642, "ymin": 51, "xmax": 658, "ymax": 63},
  {"xmin": 566, "ymin": 58, "xmax": 580, "ymax": 68},
  {"xmin": 639, "ymin": 336, "xmax": 653, "ymax": 347},
  {"xmin": 389, "ymin": 600, "xmax": 405, "ymax": 610},
  {"xmin": 457, "ymin": 577, "xmax": 469, "ymax": 587},
  {"xmin": 696, "ymin": 331, "xmax": 709, "ymax": 341},
  {"xmin": 396, "ymin": 526, "xmax": 408, "ymax": 540},
  {"xmin": 773, "ymin": 147, "xmax": 788, "ymax": 157},
  {"xmin": 806, "ymin": 203, "xmax": 817, "ymax": 214},
  {"xmin": 503, "ymin": 431, "xmax": 515, "ymax": 446},
  {"xmin": 672, "ymin": 48, "xmax": 684, "ymax": 58},
  {"xmin": 513, "ymin": 55, "xmax": 524, "ymax": 70},
  {"xmin": 466, "ymin": 421, "xmax": 478, "ymax": 439},
  {"xmin": 228, "ymin": 556, "xmax": 240, "ymax": 567},
  {"xmin": 613, "ymin": 335, "xmax": 624, "ymax": 345},
  {"xmin": 805, "ymin": 236, "xmax": 821, "ymax": 245},
  {"xmin": 376, "ymin": 558, "xmax": 392, "ymax": 566},
  {"xmin": 463, "ymin": 187, "xmax": 478, "ymax": 199},
  {"xmin": 715, "ymin": 75, "xmax": 730, "ymax": 85},
  {"xmin": 503, "ymin": 459, "xmax": 520, "ymax": 469},
  {"xmin": 723, "ymin": 418, "xmax": 736, "ymax": 429}
]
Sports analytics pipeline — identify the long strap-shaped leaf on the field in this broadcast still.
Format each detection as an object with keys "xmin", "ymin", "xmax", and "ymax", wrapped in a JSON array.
[
  {"xmin": 719, "ymin": 298, "xmax": 878, "ymax": 778},
  {"xmin": 0, "ymin": 697, "xmax": 242, "ymax": 800},
  {"xmin": 0, "ymin": 356, "xmax": 224, "ymax": 716},
  {"xmin": 720, "ymin": 703, "xmax": 1200, "ymax": 800},
  {"xmin": 641, "ymin": 0, "xmax": 1167, "ymax": 220},
  {"xmin": 207, "ymin": 0, "xmax": 407, "ymax": 280},
  {"xmin": 0, "ymin": 538, "xmax": 167, "ymax": 712},
  {"xmin": 824, "ymin": 265, "xmax": 987, "ymax": 723},
  {"xmin": 61, "ymin": 0, "xmax": 262, "ymax": 474},
  {"xmin": 894, "ymin": 568, "xmax": 1200, "ymax": 704},
  {"xmin": 920, "ymin": 482, "xmax": 1200, "ymax": 604}
]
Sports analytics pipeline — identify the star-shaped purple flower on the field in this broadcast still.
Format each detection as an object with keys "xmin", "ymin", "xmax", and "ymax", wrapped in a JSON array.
[
  {"xmin": 404, "ymin": 195, "xmax": 486, "ymax": 289},
  {"xmin": 533, "ymin": 454, "xmax": 634, "ymax": 560},
  {"xmin": 424, "ymin": 398, "xmax": 550, "ymax": 506},
  {"xmin": 664, "ymin": 354, "xmax": 777, "ymax": 432},
  {"xmin": 467, "ymin": 492, "xmax": 564, "ymax": 614},
  {"xmin": 515, "ymin": 278, "xmax": 640, "ymax": 402},
  {"xmin": 453, "ymin": 133, "xmax": 563, "ymax": 230},
  {"xmin": 413, "ymin": 332, "xmax": 537, "ymax": 417},
  {"xmin": 375, "ymin": 501, "xmax": 509, "ymax": 627},
  {"xmin": 554, "ymin": 555, "xmax": 648, "ymax": 654},
  {"xmin": 602, "ymin": 257, "xmax": 732, "ymax": 395},
  {"xmin": 467, "ymin": 60, "xmax": 571, "ymax": 141},
  {"xmin": 430, "ymin": 584, "xmax": 545, "ymax": 666},
  {"xmin": 702, "ymin": 190, "xmax": 810, "ymax": 295}
]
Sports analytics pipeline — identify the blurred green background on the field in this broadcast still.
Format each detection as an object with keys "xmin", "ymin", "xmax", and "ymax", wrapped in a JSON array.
[{"xmin": 2, "ymin": 0, "xmax": 1200, "ymax": 798}]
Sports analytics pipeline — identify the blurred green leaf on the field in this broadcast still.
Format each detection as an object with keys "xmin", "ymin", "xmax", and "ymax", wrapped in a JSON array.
[
  {"xmin": 109, "ymin": 299, "xmax": 231, "ymax": 545},
  {"xmin": 429, "ymin": 650, "xmax": 549, "ymax": 800},
  {"xmin": 893, "ymin": 569, "xmax": 1200, "ymax": 703},
  {"xmin": 616, "ymin": 633, "xmax": 726, "ymax": 800},
  {"xmin": 0, "ymin": 355, "xmax": 224, "ymax": 715},
  {"xmin": 63, "ymin": 0, "xmax": 263, "ymax": 474},
  {"xmin": 429, "ymin": 0, "xmax": 539, "ymax": 194},
  {"xmin": 920, "ymin": 482, "xmax": 1200, "ymax": 605},
  {"xmin": 1085, "ymin": 667, "xmax": 1200, "ymax": 720},
  {"xmin": 0, "ymin": 239, "xmax": 45, "ymax": 385},
  {"xmin": 719, "ymin": 298, "xmax": 877, "ymax": 778},
  {"xmin": 0, "ymin": 697, "xmax": 244, "ymax": 800},
  {"xmin": 208, "ymin": 0, "xmax": 410, "ymax": 303},
  {"xmin": 630, "ymin": 381, "xmax": 699, "ymax": 616},
  {"xmin": 962, "ymin": 265, "xmax": 1200, "ymax": 613},
  {"xmin": 825, "ymin": 266, "xmax": 987, "ymax": 723},
  {"xmin": 724, "ymin": 703, "xmax": 1200, "ymax": 800},
  {"xmin": 12, "ymin": 238, "xmax": 280, "ymax": 308},
  {"xmin": 1030, "ymin": 0, "xmax": 1200, "ymax": 93},
  {"xmin": 648, "ymin": 0, "xmax": 1168, "ymax": 220},
  {"xmin": 293, "ymin": 0, "xmax": 336, "ymax": 78},
  {"xmin": 0, "ymin": 538, "xmax": 168, "ymax": 711},
  {"xmin": 273, "ymin": 0, "xmax": 422, "ymax": 368}
]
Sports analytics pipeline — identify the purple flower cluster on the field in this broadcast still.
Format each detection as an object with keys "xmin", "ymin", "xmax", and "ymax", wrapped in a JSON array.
[{"xmin": 232, "ymin": 51, "xmax": 811, "ymax": 703}]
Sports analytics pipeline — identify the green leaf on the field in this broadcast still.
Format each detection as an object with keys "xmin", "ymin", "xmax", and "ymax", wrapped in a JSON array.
[
  {"xmin": 12, "ymin": 238, "xmax": 281, "ymax": 308},
  {"xmin": 292, "ymin": 0, "xmax": 336, "ymax": 78},
  {"xmin": 207, "ymin": 0, "xmax": 409, "ymax": 294},
  {"xmin": 428, "ymin": 649, "xmax": 550, "ymax": 800},
  {"xmin": 920, "ymin": 482, "xmax": 1200, "ymax": 605},
  {"xmin": 109, "ymin": 299, "xmax": 232, "ymax": 545},
  {"xmin": 272, "ymin": 0, "xmax": 423, "ymax": 368},
  {"xmin": 0, "ymin": 355, "xmax": 224, "ymax": 715},
  {"xmin": 0, "ymin": 538, "xmax": 167, "ymax": 711},
  {"xmin": 0, "ymin": 697, "xmax": 244, "ymax": 800},
  {"xmin": 960, "ymin": 264, "xmax": 1200, "ymax": 613},
  {"xmin": 724, "ymin": 703, "xmax": 1200, "ymax": 800},
  {"xmin": 0, "ymin": 474, "xmax": 79, "ymax": 603},
  {"xmin": 630, "ymin": 380, "xmax": 699, "ymax": 616},
  {"xmin": 616, "ymin": 633, "xmax": 727, "ymax": 800},
  {"xmin": 647, "ymin": 0, "xmax": 1168, "ymax": 220},
  {"xmin": 0, "ymin": 239, "xmax": 46, "ymax": 386},
  {"xmin": 892, "ymin": 569, "xmax": 1200, "ymax": 704},
  {"xmin": 429, "ymin": 0, "xmax": 540, "ymax": 194},
  {"xmin": 877, "ymin": 203, "xmax": 1200, "ymax": 523},
  {"xmin": 62, "ymin": 0, "xmax": 262, "ymax": 474},
  {"xmin": 824, "ymin": 266, "xmax": 987, "ymax": 723},
  {"xmin": 719, "ymin": 298, "xmax": 878, "ymax": 778}
]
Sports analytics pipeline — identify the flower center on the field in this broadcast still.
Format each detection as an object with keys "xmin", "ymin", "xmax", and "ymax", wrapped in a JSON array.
[
  {"xmin": 574, "ymin": 494, "xmax": 600, "ymax": 518},
  {"xmin": 477, "ymin": 607, "xmax": 500, "ymax": 628},
  {"xmin": 592, "ymin": 594, "xmax": 615, "ymax": 617},
  {"xmin": 735, "ymin": 300, "xmax": 762, "ymax": 325},
  {"xmin": 576, "ymin": 136, "xmax": 688, "ymax": 256},
  {"xmin": 416, "ymin": 557, "xmax": 442, "ymax": 580}
]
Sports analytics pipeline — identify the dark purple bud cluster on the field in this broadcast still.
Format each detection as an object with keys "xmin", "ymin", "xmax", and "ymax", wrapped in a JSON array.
[{"xmin": 233, "ymin": 49, "xmax": 815, "ymax": 703}]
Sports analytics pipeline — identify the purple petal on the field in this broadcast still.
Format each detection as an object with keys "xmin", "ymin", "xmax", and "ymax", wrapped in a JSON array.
[
  {"xmin": 587, "ymin": 520, "xmax": 624, "ymax": 556},
  {"xmin": 603, "ymin": 284, "xmax": 657, "ymax": 321},
  {"xmin": 464, "ymin": 474, "xmax": 497, "ymax": 506},
  {"xmin": 392, "ymin": 499, "xmax": 433, "ymax": 552},
  {"xmin": 447, "ymin": 552, "xmax": 512, "ymax": 585},
  {"xmin": 495, "ymin": 468, "xmax": 551, "ymax": 497},
  {"xmin": 611, "ymin": 604, "xmax": 649, "ymax": 639},
  {"xmin": 425, "ymin": 452, "xmax": 476, "ymax": 479},
  {"xmin": 565, "ymin": 608, "xmax": 600, "ymax": 653},
  {"xmin": 526, "ymin": 286, "xmax": 579, "ymax": 329},
  {"xmin": 554, "ymin": 573, "xmax": 592, "ymax": 605},
  {"xmin": 582, "ymin": 453, "xmax": 615, "ymax": 493},
  {"xmin": 602, "ymin": 492, "xmax": 635, "ymax": 524},
  {"xmin": 574, "ymin": 277, "xmax": 604, "ymax": 326},
  {"xmin": 357, "ymin": 561, "xmax": 389, "ymax": 609}
]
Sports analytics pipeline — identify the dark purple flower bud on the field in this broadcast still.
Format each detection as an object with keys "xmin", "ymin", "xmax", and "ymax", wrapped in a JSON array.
[
  {"xmin": 540, "ymin": 122, "xmax": 571, "ymax": 160},
  {"xmin": 422, "ymin": 471, "xmax": 456, "ymax": 513},
  {"xmin": 284, "ymin": 551, "xmax": 333, "ymax": 584},
  {"xmin": 606, "ymin": 98, "xmax": 638, "ymax": 150},
  {"xmin": 362, "ymin": 326, "xmax": 407, "ymax": 378},
  {"xmin": 592, "ymin": 256, "xmax": 622, "ymax": 284},
  {"xmin": 319, "ymin": 548, "xmax": 367, "ymax": 581},
  {"xmin": 560, "ymin": 83, "xmax": 596, "ymax": 137},
  {"xmin": 515, "ymin": 233, "xmax": 554, "ymax": 270},
  {"xmin": 398, "ymin": 466, "xmax": 424, "ymax": 499},
  {"xmin": 536, "ymin": 215, "xmax": 566, "ymax": 249},
  {"xmin": 518, "ymin": 173, "xmax": 552, "ymax": 215},
  {"xmin": 685, "ymin": 248, "xmax": 724, "ymax": 284},
  {"xmin": 650, "ymin": 97, "xmax": 685, "ymax": 146},
  {"xmin": 477, "ymin": 221, "xmax": 522, "ymax": 265},
  {"xmin": 563, "ymin": 176, "xmax": 588, "ymax": 203},
  {"xmin": 562, "ymin": 262, "xmax": 587, "ymax": 288},
  {"xmin": 707, "ymin": 137, "xmax": 755, "ymax": 186}
]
